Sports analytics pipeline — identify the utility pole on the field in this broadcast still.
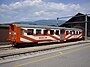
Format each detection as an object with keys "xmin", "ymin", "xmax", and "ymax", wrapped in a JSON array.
[
  {"xmin": 57, "ymin": 17, "xmax": 59, "ymax": 27},
  {"xmin": 85, "ymin": 14, "xmax": 88, "ymax": 40}
]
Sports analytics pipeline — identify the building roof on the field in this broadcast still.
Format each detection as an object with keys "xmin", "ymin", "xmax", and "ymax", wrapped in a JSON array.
[{"xmin": 60, "ymin": 13, "xmax": 90, "ymax": 27}]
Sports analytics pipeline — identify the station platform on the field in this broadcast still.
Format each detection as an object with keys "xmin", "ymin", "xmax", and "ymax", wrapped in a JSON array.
[{"xmin": 0, "ymin": 40, "xmax": 90, "ymax": 57}]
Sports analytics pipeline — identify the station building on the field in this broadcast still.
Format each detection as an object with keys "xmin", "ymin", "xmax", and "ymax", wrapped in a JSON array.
[
  {"xmin": 60, "ymin": 13, "xmax": 90, "ymax": 37},
  {"xmin": 0, "ymin": 25, "xmax": 9, "ymax": 42}
]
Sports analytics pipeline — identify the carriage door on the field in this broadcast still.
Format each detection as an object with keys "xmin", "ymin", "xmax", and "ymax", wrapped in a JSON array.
[
  {"xmin": 11, "ymin": 26, "xmax": 15, "ymax": 40},
  {"xmin": 60, "ymin": 29, "xmax": 65, "ymax": 41}
]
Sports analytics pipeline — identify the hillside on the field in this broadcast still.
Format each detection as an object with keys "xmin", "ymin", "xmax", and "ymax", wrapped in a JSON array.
[{"xmin": 12, "ymin": 20, "xmax": 66, "ymax": 26}]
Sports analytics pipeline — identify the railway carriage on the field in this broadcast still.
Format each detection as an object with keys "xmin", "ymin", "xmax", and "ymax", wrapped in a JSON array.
[{"xmin": 8, "ymin": 24, "xmax": 83, "ymax": 45}]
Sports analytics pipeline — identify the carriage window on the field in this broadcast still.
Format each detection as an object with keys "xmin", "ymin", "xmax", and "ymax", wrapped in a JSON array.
[
  {"xmin": 70, "ymin": 31, "xmax": 72, "ymax": 34},
  {"xmin": 36, "ymin": 29, "xmax": 41, "ymax": 35},
  {"xmin": 73, "ymin": 31, "xmax": 75, "ymax": 34},
  {"xmin": 20, "ymin": 29, "xmax": 24, "ymax": 35},
  {"xmin": 79, "ymin": 32, "xmax": 81, "ymax": 34},
  {"xmin": 56, "ymin": 30, "xmax": 59, "ymax": 35},
  {"xmin": 50, "ymin": 30, "xmax": 54, "ymax": 35},
  {"xmin": 66, "ymin": 31, "xmax": 68, "ymax": 35},
  {"xmin": 76, "ymin": 31, "xmax": 78, "ymax": 34},
  {"xmin": 27, "ymin": 29, "xmax": 33, "ymax": 35},
  {"xmin": 44, "ymin": 30, "xmax": 48, "ymax": 35}
]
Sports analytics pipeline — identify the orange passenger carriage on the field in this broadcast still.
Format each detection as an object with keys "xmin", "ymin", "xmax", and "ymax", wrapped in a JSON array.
[{"xmin": 8, "ymin": 24, "xmax": 83, "ymax": 45}]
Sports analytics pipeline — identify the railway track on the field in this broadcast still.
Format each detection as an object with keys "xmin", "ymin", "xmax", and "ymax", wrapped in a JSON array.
[
  {"xmin": 0, "ymin": 46, "xmax": 15, "ymax": 51},
  {"xmin": 0, "ymin": 42, "xmax": 15, "ymax": 51},
  {"xmin": 0, "ymin": 40, "xmax": 90, "ymax": 64},
  {"xmin": 0, "ymin": 42, "xmax": 12, "ymax": 45}
]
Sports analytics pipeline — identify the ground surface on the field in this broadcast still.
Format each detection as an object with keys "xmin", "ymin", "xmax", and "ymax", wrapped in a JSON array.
[{"xmin": 0, "ymin": 43, "xmax": 90, "ymax": 67}]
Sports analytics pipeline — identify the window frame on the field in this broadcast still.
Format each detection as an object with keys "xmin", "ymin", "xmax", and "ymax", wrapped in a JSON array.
[
  {"xmin": 76, "ymin": 31, "xmax": 78, "ymax": 34},
  {"xmin": 50, "ymin": 30, "xmax": 54, "ymax": 35},
  {"xmin": 79, "ymin": 31, "xmax": 82, "ymax": 34},
  {"xmin": 27, "ymin": 29, "xmax": 34, "ymax": 35},
  {"xmin": 73, "ymin": 31, "xmax": 75, "ymax": 35},
  {"xmin": 56, "ymin": 30, "xmax": 59, "ymax": 35},
  {"xmin": 20, "ymin": 29, "xmax": 24, "ymax": 35},
  {"xmin": 70, "ymin": 31, "xmax": 72, "ymax": 34},
  {"xmin": 36, "ymin": 29, "xmax": 41, "ymax": 35},
  {"xmin": 66, "ymin": 31, "xmax": 69, "ymax": 35},
  {"xmin": 44, "ymin": 30, "xmax": 48, "ymax": 35}
]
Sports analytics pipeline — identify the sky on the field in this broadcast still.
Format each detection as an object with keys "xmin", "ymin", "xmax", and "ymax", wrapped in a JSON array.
[{"xmin": 0, "ymin": 0, "xmax": 90, "ymax": 23}]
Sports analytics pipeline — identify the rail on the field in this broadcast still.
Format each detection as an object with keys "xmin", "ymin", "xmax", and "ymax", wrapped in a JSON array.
[{"xmin": 0, "ymin": 40, "xmax": 90, "ymax": 59}]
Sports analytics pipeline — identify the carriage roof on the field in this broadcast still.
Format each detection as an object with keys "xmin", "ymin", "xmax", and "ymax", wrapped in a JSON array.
[{"xmin": 14, "ymin": 24, "xmax": 82, "ymax": 31}]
